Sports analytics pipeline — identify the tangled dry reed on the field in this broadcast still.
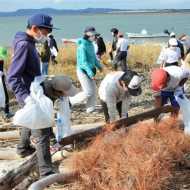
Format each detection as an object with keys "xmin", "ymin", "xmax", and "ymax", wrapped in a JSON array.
[{"xmin": 66, "ymin": 119, "xmax": 190, "ymax": 190}]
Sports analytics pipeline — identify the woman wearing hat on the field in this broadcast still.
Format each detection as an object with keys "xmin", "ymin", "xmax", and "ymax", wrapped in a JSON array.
[
  {"xmin": 69, "ymin": 26, "xmax": 103, "ymax": 113},
  {"xmin": 0, "ymin": 47, "xmax": 13, "ymax": 119}
]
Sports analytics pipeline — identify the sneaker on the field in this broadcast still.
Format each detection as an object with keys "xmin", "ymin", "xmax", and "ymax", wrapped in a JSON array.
[{"xmin": 17, "ymin": 147, "xmax": 36, "ymax": 158}]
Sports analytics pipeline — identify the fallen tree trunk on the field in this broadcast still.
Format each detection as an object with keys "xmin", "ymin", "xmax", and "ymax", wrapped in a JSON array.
[
  {"xmin": 0, "ymin": 106, "xmax": 174, "ymax": 190},
  {"xmin": 59, "ymin": 105, "xmax": 174, "ymax": 146},
  {"xmin": 0, "ymin": 122, "xmax": 104, "ymax": 141},
  {"xmin": 0, "ymin": 153, "xmax": 37, "ymax": 190}
]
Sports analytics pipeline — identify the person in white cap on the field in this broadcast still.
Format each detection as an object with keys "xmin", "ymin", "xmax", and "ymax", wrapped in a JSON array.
[
  {"xmin": 170, "ymin": 32, "xmax": 185, "ymax": 59},
  {"xmin": 157, "ymin": 38, "xmax": 181, "ymax": 67},
  {"xmin": 99, "ymin": 70, "xmax": 143, "ymax": 123}
]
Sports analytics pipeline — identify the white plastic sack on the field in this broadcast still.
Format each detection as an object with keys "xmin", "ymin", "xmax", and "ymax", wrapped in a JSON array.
[
  {"xmin": 175, "ymin": 94, "xmax": 190, "ymax": 135},
  {"xmin": 0, "ymin": 75, "xmax": 5, "ymax": 108},
  {"xmin": 55, "ymin": 97, "xmax": 72, "ymax": 142},
  {"xmin": 50, "ymin": 46, "xmax": 58, "ymax": 57},
  {"xmin": 13, "ymin": 77, "xmax": 54, "ymax": 129}
]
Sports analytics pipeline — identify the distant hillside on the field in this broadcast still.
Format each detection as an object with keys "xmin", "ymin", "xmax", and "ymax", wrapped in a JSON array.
[
  {"xmin": 0, "ymin": 8, "xmax": 122, "ymax": 16},
  {"xmin": 0, "ymin": 8, "xmax": 189, "ymax": 17}
]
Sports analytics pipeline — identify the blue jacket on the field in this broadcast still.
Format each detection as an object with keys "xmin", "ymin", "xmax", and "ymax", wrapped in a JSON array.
[
  {"xmin": 77, "ymin": 38, "xmax": 102, "ymax": 78},
  {"xmin": 7, "ymin": 32, "xmax": 41, "ymax": 104}
]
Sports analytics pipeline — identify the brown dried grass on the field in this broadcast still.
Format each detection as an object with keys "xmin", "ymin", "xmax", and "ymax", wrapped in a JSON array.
[{"xmin": 66, "ymin": 119, "xmax": 190, "ymax": 190}]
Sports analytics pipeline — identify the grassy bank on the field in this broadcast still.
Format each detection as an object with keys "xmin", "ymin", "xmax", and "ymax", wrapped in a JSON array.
[{"xmin": 4, "ymin": 43, "xmax": 162, "ymax": 80}]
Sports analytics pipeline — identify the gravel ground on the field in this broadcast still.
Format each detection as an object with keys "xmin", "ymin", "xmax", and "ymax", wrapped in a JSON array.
[{"xmin": 1, "ymin": 71, "xmax": 190, "ymax": 190}]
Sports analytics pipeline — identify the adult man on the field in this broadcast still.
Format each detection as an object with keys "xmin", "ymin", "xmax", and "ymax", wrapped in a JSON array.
[
  {"xmin": 7, "ymin": 14, "xmax": 56, "ymax": 177},
  {"xmin": 113, "ymin": 32, "xmax": 129, "ymax": 71},
  {"xmin": 151, "ymin": 66, "xmax": 189, "ymax": 117},
  {"xmin": 109, "ymin": 28, "xmax": 119, "ymax": 61},
  {"xmin": 99, "ymin": 70, "xmax": 143, "ymax": 123}
]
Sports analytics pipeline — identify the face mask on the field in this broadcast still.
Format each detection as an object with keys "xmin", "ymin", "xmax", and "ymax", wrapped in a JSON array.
[
  {"xmin": 34, "ymin": 30, "xmax": 48, "ymax": 44},
  {"xmin": 88, "ymin": 35, "xmax": 95, "ymax": 42}
]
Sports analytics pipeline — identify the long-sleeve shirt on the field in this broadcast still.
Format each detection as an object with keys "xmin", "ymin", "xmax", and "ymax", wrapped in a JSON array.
[
  {"xmin": 99, "ymin": 71, "xmax": 131, "ymax": 122},
  {"xmin": 77, "ymin": 38, "xmax": 102, "ymax": 78},
  {"xmin": 7, "ymin": 32, "xmax": 41, "ymax": 104}
]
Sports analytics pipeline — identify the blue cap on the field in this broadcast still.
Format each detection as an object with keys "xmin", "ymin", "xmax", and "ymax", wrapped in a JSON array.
[{"xmin": 27, "ymin": 14, "xmax": 56, "ymax": 30}]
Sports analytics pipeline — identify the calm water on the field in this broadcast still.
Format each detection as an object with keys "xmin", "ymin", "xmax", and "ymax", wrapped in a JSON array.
[{"xmin": 0, "ymin": 13, "xmax": 190, "ymax": 46}]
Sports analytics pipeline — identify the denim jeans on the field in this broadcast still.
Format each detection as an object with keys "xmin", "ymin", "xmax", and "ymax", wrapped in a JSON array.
[
  {"xmin": 70, "ymin": 69, "xmax": 96, "ymax": 112},
  {"xmin": 41, "ymin": 62, "xmax": 49, "ymax": 75}
]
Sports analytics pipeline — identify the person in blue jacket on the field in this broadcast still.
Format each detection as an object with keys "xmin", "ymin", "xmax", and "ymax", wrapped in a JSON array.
[
  {"xmin": 7, "ymin": 14, "xmax": 56, "ymax": 178},
  {"xmin": 70, "ymin": 27, "xmax": 103, "ymax": 113}
]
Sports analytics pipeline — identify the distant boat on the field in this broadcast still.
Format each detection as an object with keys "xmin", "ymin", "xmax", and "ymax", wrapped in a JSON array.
[{"xmin": 126, "ymin": 29, "xmax": 169, "ymax": 39}]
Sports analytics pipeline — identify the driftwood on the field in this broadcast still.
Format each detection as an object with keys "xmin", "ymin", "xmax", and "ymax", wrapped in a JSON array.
[
  {"xmin": 60, "ymin": 105, "xmax": 174, "ymax": 146},
  {"xmin": 0, "ymin": 153, "xmax": 37, "ymax": 190},
  {"xmin": 0, "ymin": 106, "xmax": 174, "ymax": 190},
  {"xmin": 0, "ymin": 122, "xmax": 104, "ymax": 140},
  {"xmin": 28, "ymin": 171, "xmax": 76, "ymax": 190}
]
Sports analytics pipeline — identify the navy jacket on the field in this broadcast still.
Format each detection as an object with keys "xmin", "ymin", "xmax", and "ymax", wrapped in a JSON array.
[{"xmin": 7, "ymin": 32, "xmax": 41, "ymax": 103}]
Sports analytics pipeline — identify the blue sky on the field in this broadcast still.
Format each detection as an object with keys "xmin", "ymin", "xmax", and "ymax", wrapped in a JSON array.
[{"xmin": 0, "ymin": 0, "xmax": 189, "ymax": 12}]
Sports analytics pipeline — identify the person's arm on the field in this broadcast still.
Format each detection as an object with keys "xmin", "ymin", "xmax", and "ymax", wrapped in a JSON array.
[
  {"xmin": 121, "ymin": 95, "xmax": 131, "ymax": 118},
  {"xmin": 157, "ymin": 48, "xmax": 166, "ymax": 67},
  {"xmin": 7, "ymin": 42, "xmax": 29, "ymax": 102},
  {"xmin": 79, "ymin": 46, "xmax": 95, "ymax": 78}
]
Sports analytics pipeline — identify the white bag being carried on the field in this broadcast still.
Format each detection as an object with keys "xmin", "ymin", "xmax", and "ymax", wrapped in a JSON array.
[
  {"xmin": 50, "ymin": 46, "xmax": 58, "ymax": 57},
  {"xmin": 175, "ymin": 94, "xmax": 190, "ymax": 135},
  {"xmin": 0, "ymin": 74, "xmax": 5, "ymax": 108},
  {"xmin": 55, "ymin": 97, "xmax": 72, "ymax": 142},
  {"xmin": 13, "ymin": 77, "xmax": 54, "ymax": 129}
]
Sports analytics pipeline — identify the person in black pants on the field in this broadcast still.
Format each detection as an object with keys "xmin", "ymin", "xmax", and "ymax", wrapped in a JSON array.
[
  {"xmin": 0, "ymin": 48, "xmax": 13, "ymax": 119},
  {"xmin": 48, "ymin": 34, "xmax": 59, "ymax": 65}
]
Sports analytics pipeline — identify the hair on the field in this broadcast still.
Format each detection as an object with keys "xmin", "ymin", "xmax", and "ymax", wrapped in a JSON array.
[
  {"xmin": 119, "ymin": 70, "xmax": 138, "ymax": 86},
  {"xmin": 83, "ymin": 34, "xmax": 90, "ymax": 40},
  {"xmin": 111, "ymin": 28, "xmax": 119, "ymax": 34}
]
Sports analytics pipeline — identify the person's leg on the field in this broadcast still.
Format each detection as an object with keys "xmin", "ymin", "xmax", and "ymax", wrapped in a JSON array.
[
  {"xmin": 42, "ymin": 62, "xmax": 48, "ymax": 75},
  {"xmin": 100, "ymin": 100, "xmax": 110, "ymax": 123},
  {"xmin": 86, "ymin": 79, "xmax": 96, "ymax": 112},
  {"xmin": 2, "ymin": 75, "xmax": 9, "ymax": 114},
  {"xmin": 32, "ymin": 127, "xmax": 54, "ymax": 177},
  {"xmin": 70, "ymin": 70, "xmax": 96, "ymax": 111},
  {"xmin": 17, "ymin": 127, "xmax": 34, "ymax": 156},
  {"xmin": 120, "ymin": 57, "xmax": 127, "ymax": 72},
  {"xmin": 116, "ymin": 101, "xmax": 122, "ymax": 118},
  {"xmin": 169, "ymin": 92, "xmax": 180, "ymax": 118},
  {"xmin": 45, "ymin": 62, "xmax": 49, "ymax": 75}
]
